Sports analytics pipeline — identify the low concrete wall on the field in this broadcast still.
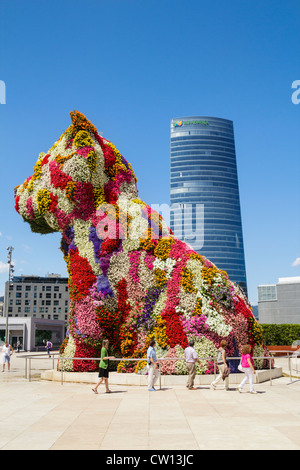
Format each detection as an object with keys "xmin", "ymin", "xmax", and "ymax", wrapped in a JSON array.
[{"xmin": 41, "ymin": 367, "xmax": 282, "ymax": 385}]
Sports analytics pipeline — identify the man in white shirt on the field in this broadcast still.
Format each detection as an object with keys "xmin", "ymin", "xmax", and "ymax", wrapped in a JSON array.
[
  {"xmin": 184, "ymin": 340, "xmax": 201, "ymax": 390},
  {"xmin": 147, "ymin": 339, "xmax": 159, "ymax": 391}
]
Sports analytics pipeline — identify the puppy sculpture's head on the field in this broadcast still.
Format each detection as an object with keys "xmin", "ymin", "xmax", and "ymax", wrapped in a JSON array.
[{"xmin": 14, "ymin": 111, "xmax": 138, "ymax": 234}]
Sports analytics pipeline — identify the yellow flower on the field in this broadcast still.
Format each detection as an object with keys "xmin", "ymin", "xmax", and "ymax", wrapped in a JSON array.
[
  {"xmin": 93, "ymin": 188, "xmax": 106, "ymax": 207},
  {"xmin": 55, "ymin": 152, "xmax": 75, "ymax": 166},
  {"xmin": 180, "ymin": 268, "xmax": 196, "ymax": 293},
  {"xmin": 189, "ymin": 252, "xmax": 204, "ymax": 263},
  {"xmin": 154, "ymin": 238, "xmax": 174, "ymax": 260},
  {"xmin": 154, "ymin": 316, "xmax": 168, "ymax": 349},
  {"xmin": 65, "ymin": 181, "xmax": 77, "ymax": 201},
  {"xmin": 154, "ymin": 269, "xmax": 167, "ymax": 287},
  {"xmin": 73, "ymin": 130, "xmax": 93, "ymax": 149},
  {"xmin": 201, "ymin": 265, "xmax": 219, "ymax": 285},
  {"xmin": 87, "ymin": 150, "xmax": 97, "ymax": 172},
  {"xmin": 192, "ymin": 298, "xmax": 202, "ymax": 316},
  {"xmin": 36, "ymin": 189, "xmax": 51, "ymax": 215}
]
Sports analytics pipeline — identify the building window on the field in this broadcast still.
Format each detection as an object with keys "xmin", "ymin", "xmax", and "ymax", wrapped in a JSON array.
[
  {"xmin": 258, "ymin": 285, "xmax": 277, "ymax": 302},
  {"xmin": 46, "ymin": 286, "xmax": 51, "ymax": 291},
  {"xmin": 25, "ymin": 285, "xmax": 31, "ymax": 291}
]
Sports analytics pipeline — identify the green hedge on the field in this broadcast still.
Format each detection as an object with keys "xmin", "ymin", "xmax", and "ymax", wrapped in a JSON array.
[{"xmin": 261, "ymin": 324, "xmax": 300, "ymax": 346}]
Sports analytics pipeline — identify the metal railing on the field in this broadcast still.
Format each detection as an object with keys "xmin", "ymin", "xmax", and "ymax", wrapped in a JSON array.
[{"xmin": 18, "ymin": 352, "xmax": 300, "ymax": 387}]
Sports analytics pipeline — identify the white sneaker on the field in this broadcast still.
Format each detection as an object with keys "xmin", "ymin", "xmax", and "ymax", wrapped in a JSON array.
[
  {"xmin": 250, "ymin": 390, "xmax": 257, "ymax": 394},
  {"xmin": 237, "ymin": 387, "xmax": 242, "ymax": 393}
]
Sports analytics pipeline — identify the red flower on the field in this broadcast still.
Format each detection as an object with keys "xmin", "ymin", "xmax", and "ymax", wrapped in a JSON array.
[
  {"xmin": 49, "ymin": 193, "xmax": 58, "ymax": 213},
  {"xmin": 49, "ymin": 161, "xmax": 72, "ymax": 190},
  {"xmin": 41, "ymin": 153, "xmax": 50, "ymax": 167},
  {"xmin": 161, "ymin": 308, "xmax": 188, "ymax": 349},
  {"xmin": 99, "ymin": 238, "xmax": 120, "ymax": 256},
  {"xmin": 15, "ymin": 195, "xmax": 20, "ymax": 213},
  {"xmin": 68, "ymin": 248, "xmax": 96, "ymax": 301},
  {"xmin": 73, "ymin": 340, "xmax": 100, "ymax": 372}
]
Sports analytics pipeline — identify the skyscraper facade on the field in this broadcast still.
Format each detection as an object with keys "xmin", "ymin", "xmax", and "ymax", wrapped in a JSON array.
[{"xmin": 170, "ymin": 116, "xmax": 248, "ymax": 295}]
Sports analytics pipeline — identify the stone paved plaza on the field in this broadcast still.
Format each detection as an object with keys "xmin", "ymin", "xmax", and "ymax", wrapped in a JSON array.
[{"xmin": 0, "ymin": 353, "xmax": 299, "ymax": 450}]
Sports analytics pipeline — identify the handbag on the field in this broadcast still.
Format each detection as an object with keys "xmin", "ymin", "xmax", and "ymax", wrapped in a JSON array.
[{"xmin": 238, "ymin": 360, "xmax": 244, "ymax": 372}]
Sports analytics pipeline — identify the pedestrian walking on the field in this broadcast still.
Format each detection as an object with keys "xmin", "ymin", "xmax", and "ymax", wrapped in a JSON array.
[
  {"xmin": 17, "ymin": 340, "xmax": 21, "ymax": 353},
  {"xmin": 147, "ymin": 339, "xmax": 159, "ymax": 391},
  {"xmin": 45, "ymin": 340, "xmax": 53, "ymax": 357},
  {"xmin": 237, "ymin": 344, "xmax": 257, "ymax": 394},
  {"xmin": 2, "ymin": 342, "xmax": 13, "ymax": 372},
  {"xmin": 184, "ymin": 340, "xmax": 201, "ymax": 390},
  {"xmin": 210, "ymin": 340, "xmax": 230, "ymax": 390},
  {"xmin": 92, "ymin": 339, "xmax": 115, "ymax": 394}
]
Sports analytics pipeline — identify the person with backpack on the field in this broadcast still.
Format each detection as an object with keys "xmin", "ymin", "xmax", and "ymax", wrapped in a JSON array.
[{"xmin": 45, "ymin": 340, "xmax": 53, "ymax": 357}]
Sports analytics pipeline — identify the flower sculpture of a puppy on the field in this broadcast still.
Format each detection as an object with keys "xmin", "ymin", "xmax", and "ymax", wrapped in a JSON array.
[{"xmin": 15, "ymin": 111, "xmax": 270, "ymax": 374}]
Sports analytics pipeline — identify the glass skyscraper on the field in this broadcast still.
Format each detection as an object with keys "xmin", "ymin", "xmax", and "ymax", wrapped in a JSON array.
[{"xmin": 170, "ymin": 116, "xmax": 248, "ymax": 295}]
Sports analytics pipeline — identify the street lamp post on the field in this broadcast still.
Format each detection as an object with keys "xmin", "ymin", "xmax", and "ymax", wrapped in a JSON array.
[{"xmin": 5, "ymin": 246, "xmax": 14, "ymax": 342}]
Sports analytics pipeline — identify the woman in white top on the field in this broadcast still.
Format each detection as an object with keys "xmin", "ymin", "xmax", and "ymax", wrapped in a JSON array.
[{"xmin": 2, "ymin": 342, "xmax": 13, "ymax": 372}]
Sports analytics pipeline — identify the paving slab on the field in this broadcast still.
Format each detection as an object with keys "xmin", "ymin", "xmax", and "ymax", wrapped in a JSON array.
[{"xmin": 0, "ymin": 352, "xmax": 299, "ymax": 450}]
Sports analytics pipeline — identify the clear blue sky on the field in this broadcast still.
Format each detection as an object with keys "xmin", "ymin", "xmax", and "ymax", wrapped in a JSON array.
[{"xmin": 0, "ymin": 0, "xmax": 299, "ymax": 305}]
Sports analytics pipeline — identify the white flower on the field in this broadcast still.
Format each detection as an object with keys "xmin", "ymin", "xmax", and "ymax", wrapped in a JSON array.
[{"xmin": 73, "ymin": 219, "xmax": 102, "ymax": 276}]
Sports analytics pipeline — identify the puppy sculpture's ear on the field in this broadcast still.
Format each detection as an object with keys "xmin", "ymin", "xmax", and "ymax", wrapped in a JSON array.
[{"xmin": 69, "ymin": 110, "xmax": 98, "ymax": 138}]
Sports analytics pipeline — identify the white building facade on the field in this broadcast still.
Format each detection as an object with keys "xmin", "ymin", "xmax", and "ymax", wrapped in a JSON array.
[{"xmin": 258, "ymin": 277, "xmax": 300, "ymax": 324}]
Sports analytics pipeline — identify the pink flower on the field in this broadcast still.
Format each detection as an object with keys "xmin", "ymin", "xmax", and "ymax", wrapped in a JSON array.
[
  {"xmin": 73, "ymin": 296, "xmax": 102, "ymax": 340},
  {"xmin": 25, "ymin": 197, "xmax": 35, "ymax": 219}
]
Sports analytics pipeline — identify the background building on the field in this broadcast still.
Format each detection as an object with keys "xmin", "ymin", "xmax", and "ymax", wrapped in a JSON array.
[
  {"xmin": 1, "ymin": 274, "xmax": 69, "ymax": 350},
  {"xmin": 0, "ymin": 317, "xmax": 65, "ymax": 352},
  {"xmin": 4, "ymin": 274, "xmax": 70, "ymax": 322},
  {"xmin": 170, "ymin": 116, "xmax": 247, "ymax": 295},
  {"xmin": 258, "ymin": 277, "xmax": 300, "ymax": 323}
]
